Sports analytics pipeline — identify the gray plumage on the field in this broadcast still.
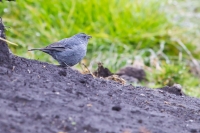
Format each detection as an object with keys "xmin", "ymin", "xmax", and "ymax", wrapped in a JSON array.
[{"xmin": 29, "ymin": 33, "xmax": 92, "ymax": 66}]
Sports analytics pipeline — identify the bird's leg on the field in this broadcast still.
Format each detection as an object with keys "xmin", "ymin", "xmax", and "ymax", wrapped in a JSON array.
[
  {"xmin": 57, "ymin": 62, "xmax": 69, "ymax": 69},
  {"xmin": 63, "ymin": 62, "xmax": 70, "ymax": 67},
  {"xmin": 80, "ymin": 62, "xmax": 95, "ymax": 77},
  {"xmin": 79, "ymin": 62, "xmax": 85, "ymax": 73}
]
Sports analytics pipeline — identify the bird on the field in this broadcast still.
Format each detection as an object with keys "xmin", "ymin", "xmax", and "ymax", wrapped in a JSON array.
[{"xmin": 28, "ymin": 33, "xmax": 92, "ymax": 67}]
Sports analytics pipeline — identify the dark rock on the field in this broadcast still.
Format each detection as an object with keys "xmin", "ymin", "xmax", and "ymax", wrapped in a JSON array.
[
  {"xmin": 159, "ymin": 84, "xmax": 185, "ymax": 96},
  {"xmin": 93, "ymin": 62, "xmax": 112, "ymax": 77},
  {"xmin": 116, "ymin": 66, "xmax": 146, "ymax": 82}
]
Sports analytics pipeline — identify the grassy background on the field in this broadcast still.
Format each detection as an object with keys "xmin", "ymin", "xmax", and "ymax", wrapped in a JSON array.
[{"xmin": 0, "ymin": 0, "xmax": 200, "ymax": 97}]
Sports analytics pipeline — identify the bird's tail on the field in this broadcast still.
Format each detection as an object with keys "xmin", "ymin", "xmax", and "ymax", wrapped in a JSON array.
[
  {"xmin": 28, "ymin": 48, "xmax": 51, "ymax": 54},
  {"xmin": 28, "ymin": 48, "xmax": 43, "ymax": 51}
]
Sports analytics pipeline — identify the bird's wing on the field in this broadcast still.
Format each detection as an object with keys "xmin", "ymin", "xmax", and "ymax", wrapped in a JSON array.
[{"xmin": 44, "ymin": 38, "xmax": 73, "ymax": 52}]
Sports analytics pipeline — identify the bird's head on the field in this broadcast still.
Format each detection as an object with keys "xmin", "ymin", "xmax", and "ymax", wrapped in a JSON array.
[{"xmin": 74, "ymin": 33, "xmax": 92, "ymax": 42}]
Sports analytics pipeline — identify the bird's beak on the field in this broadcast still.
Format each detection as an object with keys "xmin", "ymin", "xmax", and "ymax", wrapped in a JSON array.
[{"xmin": 87, "ymin": 35, "xmax": 92, "ymax": 39}]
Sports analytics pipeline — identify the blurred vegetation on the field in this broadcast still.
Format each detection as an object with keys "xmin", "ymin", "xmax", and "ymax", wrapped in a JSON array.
[{"xmin": 0, "ymin": 0, "xmax": 200, "ymax": 97}]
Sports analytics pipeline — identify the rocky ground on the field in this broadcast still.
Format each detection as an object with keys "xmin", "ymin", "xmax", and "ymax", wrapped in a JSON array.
[{"xmin": 0, "ymin": 19, "xmax": 200, "ymax": 133}]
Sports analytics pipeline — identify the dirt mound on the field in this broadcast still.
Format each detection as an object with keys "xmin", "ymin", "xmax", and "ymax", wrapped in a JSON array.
[
  {"xmin": 0, "ymin": 18, "xmax": 11, "ymax": 68},
  {"xmin": 1, "ymin": 19, "xmax": 200, "ymax": 133}
]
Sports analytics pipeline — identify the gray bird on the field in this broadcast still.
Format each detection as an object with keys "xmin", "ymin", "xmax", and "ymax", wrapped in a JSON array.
[{"xmin": 28, "ymin": 33, "xmax": 92, "ymax": 67}]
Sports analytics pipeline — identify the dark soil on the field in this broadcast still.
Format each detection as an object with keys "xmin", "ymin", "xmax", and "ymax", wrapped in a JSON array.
[{"xmin": 1, "ymin": 20, "xmax": 200, "ymax": 133}]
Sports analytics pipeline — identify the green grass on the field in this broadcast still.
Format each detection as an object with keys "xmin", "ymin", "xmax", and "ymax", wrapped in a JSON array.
[
  {"xmin": 0, "ymin": 0, "xmax": 173, "ymax": 64},
  {"xmin": 0, "ymin": 0, "xmax": 200, "ymax": 97}
]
